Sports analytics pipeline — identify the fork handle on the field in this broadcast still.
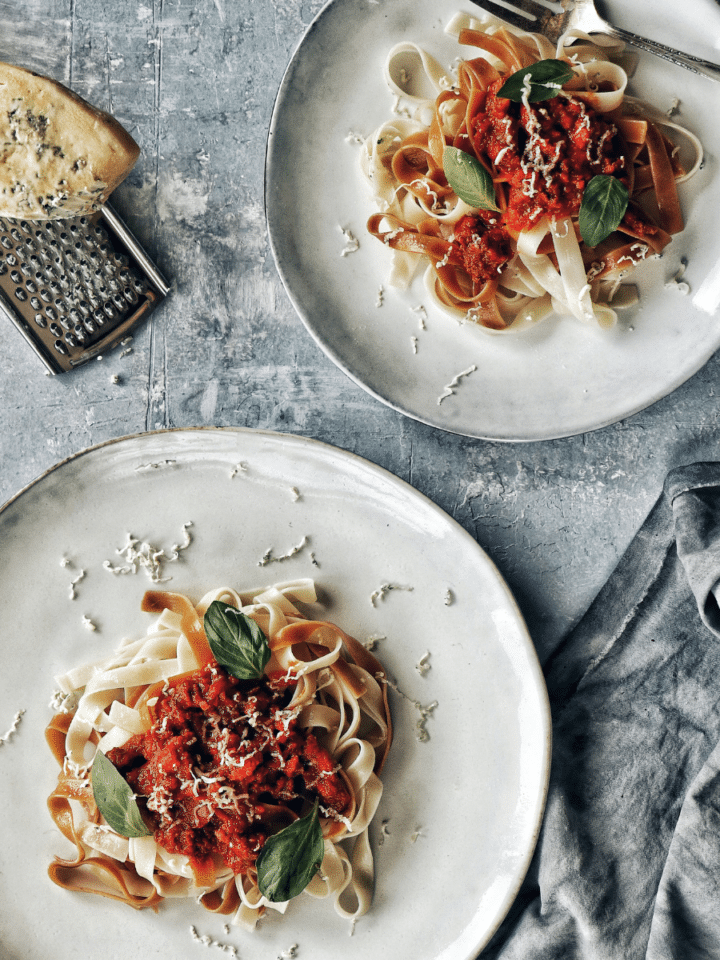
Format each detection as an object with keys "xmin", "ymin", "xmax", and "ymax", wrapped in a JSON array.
[{"xmin": 604, "ymin": 24, "xmax": 720, "ymax": 83}]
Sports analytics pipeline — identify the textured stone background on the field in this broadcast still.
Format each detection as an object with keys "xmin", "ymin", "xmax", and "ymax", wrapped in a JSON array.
[{"xmin": 2, "ymin": 0, "xmax": 720, "ymax": 667}]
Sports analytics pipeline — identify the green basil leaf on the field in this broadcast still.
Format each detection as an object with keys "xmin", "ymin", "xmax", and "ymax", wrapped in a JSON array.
[
  {"xmin": 204, "ymin": 601, "xmax": 270, "ymax": 680},
  {"xmin": 256, "ymin": 800, "xmax": 324, "ymax": 902},
  {"xmin": 91, "ymin": 749, "xmax": 152, "ymax": 838},
  {"xmin": 443, "ymin": 146, "xmax": 499, "ymax": 211},
  {"xmin": 498, "ymin": 59, "xmax": 574, "ymax": 103},
  {"xmin": 578, "ymin": 174, "xmax": 629, "ymax": 247}
]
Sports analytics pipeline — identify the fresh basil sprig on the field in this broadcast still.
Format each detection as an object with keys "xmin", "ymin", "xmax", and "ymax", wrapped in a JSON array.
[
  {"xmin": 579, "ymin": 174, "xmax": 629, "ymax": 247},
  {"xmin": 91, "ymin": 749, "xmax": 152, "ymax": 838},
  {"xmin": 256, "ymin": 800, "xmax": 324, "ymax": 902},
  {"xmin": 498, "ymin": 59, "xmax": 574, "ymax": 103},
  {"xmin": 204, "ymin": 602, "xmax": 270, "ymax": 680},
  {"xmin": 443, "ymin": 146, "xmax": 499, "ymax": 211}
]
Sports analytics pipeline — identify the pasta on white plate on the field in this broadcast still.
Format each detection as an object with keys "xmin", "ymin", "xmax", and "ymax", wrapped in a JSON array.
[
  {"xmin": 361, "ymin": 12, "xmax": 703, "ymax": 333},
  {"xmin": 46, "ymin": 579, "xmax": 392, "ymax": 930}
]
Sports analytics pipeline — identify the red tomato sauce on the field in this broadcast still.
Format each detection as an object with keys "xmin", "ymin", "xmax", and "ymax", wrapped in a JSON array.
[
  {"xmin": 447, "ymin": 79, "xmax": 629, "ymax": 284},
  {"xmin": 450, "ymin": 211, "xmax": 514, "ymax": 286},
  {"xmin": 472, "ymin": 78, "xmax": 627, "ymax": 234},
  {"xmin": 107, "ymin": 663, "xmax": 351, "ymax": 876}
]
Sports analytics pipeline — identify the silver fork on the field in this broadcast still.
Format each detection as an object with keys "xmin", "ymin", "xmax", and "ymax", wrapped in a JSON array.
[{"xmin": 469, "ymin": 0, "xmax": 720, "ymax": 82}]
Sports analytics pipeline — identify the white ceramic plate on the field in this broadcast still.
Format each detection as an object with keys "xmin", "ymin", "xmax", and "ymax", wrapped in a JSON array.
[
  {"xmin": 266, "ymin": 0, "xmax": 720, "ymax": 440},
  {"xmin": 0, "ymin": 428, "xmax": 549, "ymax": 960}
]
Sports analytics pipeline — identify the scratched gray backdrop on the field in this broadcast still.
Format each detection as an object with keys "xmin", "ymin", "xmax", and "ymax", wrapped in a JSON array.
[{"xmin": 2, "ymin": 0, "xmax": 720, "ymax": 672}]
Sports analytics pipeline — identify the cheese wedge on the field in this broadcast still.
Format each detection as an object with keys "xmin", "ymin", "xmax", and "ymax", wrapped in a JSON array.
[{"xmin": 0, "ymin": 61, "xmax": 140, "ymax": 220}]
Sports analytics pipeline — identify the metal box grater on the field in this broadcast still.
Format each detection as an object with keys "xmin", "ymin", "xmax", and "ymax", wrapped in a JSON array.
[{"xmin": 0, "ymin": 204, "xmax": 169, "ymax": 374}]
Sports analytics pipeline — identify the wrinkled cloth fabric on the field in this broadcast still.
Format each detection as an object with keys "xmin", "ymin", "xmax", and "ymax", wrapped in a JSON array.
[{"xmin": 482, "ymin": 462, "xmax": 720, "ymax": 960}]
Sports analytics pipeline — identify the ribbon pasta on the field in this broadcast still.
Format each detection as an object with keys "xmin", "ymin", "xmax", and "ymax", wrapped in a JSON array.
[
  {"xmin": 361, "ymin": 13, "xmax": 703, "ymax": 332},
  {"xmin": 46, "ymin": 579, "xmax": 392, "ymax": 930}
]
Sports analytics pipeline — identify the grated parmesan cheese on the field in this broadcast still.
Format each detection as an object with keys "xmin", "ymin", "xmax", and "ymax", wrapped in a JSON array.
[
  {"xmin": 0, "ymin": 709, "xmax": 25, "ymax": 746},
  {"xmin": 415, "ymin": 700, "xmax": 438, "ymax": 742},
  {"xmin": 340, "ymin": 226, "xmax": 360, "ymax": 256},
  {"xmin": 666, "ymin": 257, "xmax": 690, "ymax": 294},
  {"xmin": 363, "ymin": 634, "xmax": 385, "ymax": 651},
  {"xmin": 229, "ymin": 461, "xmax": 248, "ymax": 479},
  {"xmin": 103, "ymin": 522, "xmax": 193, "ymax": 582},
  {"xmin": 277, "ymin": 947, "xmax": 299, "ymax": 960},
  {"xmin": 437, "ymin": 365, "xmax": 477, "ymax": 405},
  {"xmin": 258, "ymin": 535, "xmax": 310, "ymax": 567},
  {"xmin": 411, "ymin": 304, "xmax": 428, "ymax": 329},
  {"xmin": 377, "ymin": 673, "xmax": 438, "ymax": 741},
  {"xmin": 189, "ymin": 925, "xmax": 239, "ymax": 957},
  {"xmin": 416, "ymin": 651, "xmax": 431, "ymax": 676},
  {"xmin": 49, "ymin": 688, "xmax": 78, "ymax": 713},
  {"xmin": 68, "ymin": 568, "xmax": 85, "ymax": 600},
  {"xmin": 134, "ymin": 459, "xmax": 177, "ymax": 471},
  {"xmin": 369, "ymin": 582, "xmax": 414, "ymax": 607}
]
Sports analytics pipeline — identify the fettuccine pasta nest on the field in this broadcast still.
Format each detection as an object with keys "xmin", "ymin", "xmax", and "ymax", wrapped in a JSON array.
[
  {"xmin": 46, "ymin": 579, "xmax": 392, "ymax": 930},
  {"xmin": 361, "ymin": 12, "xmax": 703, "ymax": 332}
]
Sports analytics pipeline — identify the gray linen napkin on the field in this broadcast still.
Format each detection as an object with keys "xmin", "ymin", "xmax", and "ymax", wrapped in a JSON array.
[{"xmin": 481, "ymin": 462, "xmax": 720, "ymax": 960}]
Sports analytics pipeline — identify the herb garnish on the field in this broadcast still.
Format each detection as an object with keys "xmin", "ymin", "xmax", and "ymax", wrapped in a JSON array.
[
  {"xmin": 256, "ymin": 799, "xmax": 324, "ymax": 902},
  {"xmin": 443, "ymin": 146, "xmax": 499, "ymax": 211},
  {"xmin": 578, "ymin": 174, "xmax": 629, "ymax": 246},
  {"xmin": 498, "ymin": 59, "xmax": 574, "ymax": 103},
  {"xmin": 91, "ymin": 749, "xmax": 152, "ymax": 838},
  {"xmin": 203, "ymin": 601, "xmax": 271, "ymax": 680}
]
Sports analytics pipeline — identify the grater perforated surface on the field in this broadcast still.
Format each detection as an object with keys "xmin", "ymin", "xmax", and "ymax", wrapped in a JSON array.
[{"xmin": 0, "ymin": 207, "xmax": 167, "ymax": 373}]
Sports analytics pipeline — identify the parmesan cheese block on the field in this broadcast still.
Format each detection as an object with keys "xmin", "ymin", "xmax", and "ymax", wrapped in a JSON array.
[{"xmin": 0, "ymin": 61, "xmax": 140, "ymax": 220}]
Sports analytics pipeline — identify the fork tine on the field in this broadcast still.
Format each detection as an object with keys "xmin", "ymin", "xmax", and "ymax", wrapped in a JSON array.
[
  {"xmin": 466, "ymin": 0, "xmax": 538, "ymax": 34},
  {"xmin": 470, "ymin": 0, "xmax": 720, "ymax": 83},
  {"xmin": 467, "ymin": 0, "xmax": 569, "ymax": 44}
]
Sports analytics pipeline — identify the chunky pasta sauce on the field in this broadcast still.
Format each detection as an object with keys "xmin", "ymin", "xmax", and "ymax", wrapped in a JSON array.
[
  {"xmin": 440, "ymin": 81, "xmax": 630, "ymax": 288},
  {"xmin": 107, "ymin": 664, "xmax": 352, "ymax": 877},
  {"xmin": 472, "ymin": 77, "xmax": 627, "ymax": 232}
]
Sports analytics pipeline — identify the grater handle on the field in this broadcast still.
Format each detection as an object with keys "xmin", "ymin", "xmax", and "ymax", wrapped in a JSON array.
[{"xmin": 100, "ymin": 205, "xmax": 170, "ymax": 298}]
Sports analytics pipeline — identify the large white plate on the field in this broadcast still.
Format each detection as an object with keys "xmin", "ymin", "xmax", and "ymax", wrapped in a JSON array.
[
  {"xmin": 266, "ymin": 0, "xmax": 720, "ymax": 440},
  {"xmin": 0, "ymin": 428, "xmax": 550, "ymax": 960}
]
